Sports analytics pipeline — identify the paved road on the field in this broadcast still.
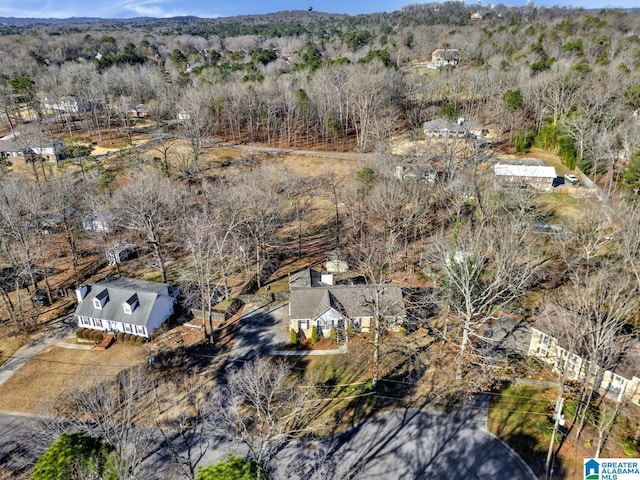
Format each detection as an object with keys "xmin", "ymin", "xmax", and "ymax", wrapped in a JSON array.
[
  {"xmin": 1, "ymin": 396, "xmax": 535, "ymax": 480},
  {"xmin": 0, "ymin": 316, "xmax": 76, "ymax": 387},
  {"xmin": 279, "ymin": 406, "xmax": 536, "ymax": 480},
  {"xmin": 0, "ymin": 412, "xmax": 43, "ymax": 476}
]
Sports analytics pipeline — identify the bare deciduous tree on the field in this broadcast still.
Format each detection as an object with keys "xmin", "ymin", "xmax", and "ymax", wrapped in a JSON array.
[
  {"xmin": 62, "ymin": 366, "xmax": 157, "ymax": 480},
  {"xmin": 207, "ymin": 355, "xmax": 319, "ymax": 473},
  {"xmin": 110, "ymin": 167, "xmax": 184, "ymax": 283},
  {"xmin": 558, "ymin": 268, "xmax": 639, "ymax": 441},
  {"xmin": 428, "ymin": 212, "xmax": 540, "ymax": 380}
]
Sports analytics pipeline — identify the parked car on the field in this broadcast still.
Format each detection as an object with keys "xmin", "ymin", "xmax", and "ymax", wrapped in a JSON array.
[{"xmin": 564, "ymin": 174, "xmax": 579, "ymax": 185}]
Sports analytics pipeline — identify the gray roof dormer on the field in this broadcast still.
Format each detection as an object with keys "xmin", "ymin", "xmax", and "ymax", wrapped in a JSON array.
[
  {"xmin": 93, "ymin": 289, "xmax": 109, "ymax": 310},
  {"xmin": 123, "ymin": 294, "xmax": 139, "ymax": 314}
]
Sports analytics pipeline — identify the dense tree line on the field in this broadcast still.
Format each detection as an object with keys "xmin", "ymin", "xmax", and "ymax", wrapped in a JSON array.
[{"xmin": 0, "ymin": 4, "xmax": 638, "ymax": 167}]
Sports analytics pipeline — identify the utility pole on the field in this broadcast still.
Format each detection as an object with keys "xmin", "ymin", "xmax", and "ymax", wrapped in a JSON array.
[{"xmin": 545, "ymin": 396, "xmax": 564, "ymax": 480}]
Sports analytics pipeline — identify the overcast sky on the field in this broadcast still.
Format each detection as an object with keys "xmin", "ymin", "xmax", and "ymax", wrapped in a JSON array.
[{"xmin": 0, "ymin": 0, "xmax": 636, "ymax": 19}]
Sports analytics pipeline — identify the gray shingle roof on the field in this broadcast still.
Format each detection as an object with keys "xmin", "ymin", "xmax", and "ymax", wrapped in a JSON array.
[
  {"xmin": 74, "ymin": 278, "xmax": 172, "ymax": 327},
  {"xmin": 0, "ymin": 140, "xmax": 23, "ymax": 153},
  {"xmin": 289, "ymin": 268, "xmax": 325, "ymax": 288},
  {"xmin": 290, "ymin": 283, "xmax": 405, "ymax": 321}
]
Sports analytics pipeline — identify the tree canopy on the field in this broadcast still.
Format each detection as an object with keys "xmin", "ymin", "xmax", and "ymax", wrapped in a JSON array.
[
  {"xmin": 32, "ymin": 432, "xmax": 115, "ymax": 480},
  {"xmin": 194, "ymin": 454, "xmax": 268, "ymax": 480}
]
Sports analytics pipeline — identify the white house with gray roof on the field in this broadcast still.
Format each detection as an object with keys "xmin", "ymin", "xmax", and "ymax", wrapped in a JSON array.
[
  {"xmin": 74, "ymin": 277, "xmax": 177, "ymax": 338},
  {"xmin": 423, "ymin": 118, "xmax": 488, "ymax": 139},
  {"xmin": 288, "ymin": 268, "xmax": 406, "ymax": 339}
]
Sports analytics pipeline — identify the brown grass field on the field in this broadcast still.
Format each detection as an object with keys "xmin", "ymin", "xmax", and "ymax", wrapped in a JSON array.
[{"xmin": 0, "ymin": 344, "xmax": 146, "ymax": 414}]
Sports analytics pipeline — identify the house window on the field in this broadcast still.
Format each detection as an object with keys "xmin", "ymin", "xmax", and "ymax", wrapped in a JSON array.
[
  {"xmin": 540, "ymin": 333, "xmax": 550, "ymax": 346},
  {"xmin": 136, "ymin": 325, "xmax": 146, "ymax": 336},
  {"xmin": 299, "ymin": 320, "xmax": 309, "ymax": 331},
  {"xmin": 538, "ymin": 346, "xmax": 548, "ymax": 357},
  {"xmin": 568, "ymin": 354, "xmax": 579, "ymax": 372},
  {"xmin": 609, "ymin": 375, "xmax": 626, "ymax": 396},
  {"xmin": 124, "ymin": 323, "xmax": 132, "ymax": 333},
  {"xmin": 123, "ymin": 303, "xmax": 132, "ymax": 315},
  {"xmin": 92, "ymin": 317, "xmax": 102, "ymax": 328}
]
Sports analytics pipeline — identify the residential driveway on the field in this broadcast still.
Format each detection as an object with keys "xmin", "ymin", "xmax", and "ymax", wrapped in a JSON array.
[
  {"xmin": 228, "ymin": 300, "xmax": 290, "ymax": 364},
  {"xmin": 282, "ymin": 405, "xmax": 536, "ymax": 480},
  {"xmin": 0, "ymin": 316, "xmax": 76, "ymax": 388}
]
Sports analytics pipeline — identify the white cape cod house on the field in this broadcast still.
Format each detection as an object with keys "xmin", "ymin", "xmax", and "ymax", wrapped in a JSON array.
[{"xmin": 74, "ymin": 277, "xmax": 177, "ymax": 338}]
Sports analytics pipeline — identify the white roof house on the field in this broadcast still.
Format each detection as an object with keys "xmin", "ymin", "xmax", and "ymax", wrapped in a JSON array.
[
  {"xmin": 494, "ymin": 164, "xmax": 557, "ymax": 179},
  {"xmin": 74, "ymin": 277, "xmax": 177, "ymax": 338},
  {"xmin": 494, "ymin": 163, "xmax": 557, "ymax": 192}
]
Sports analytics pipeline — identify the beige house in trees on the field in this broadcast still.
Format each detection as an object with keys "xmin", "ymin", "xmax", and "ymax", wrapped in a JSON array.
[
  {"xmin": 288, "ymin": 268, "xmax": 406, "ymax": 340},
  {"xmin": 429, "ymin": 48, "xmax": 460, "ymax": 68},
  {"xmin": 527, "ymin": 306, "xmax": 640, "ymax": 406}
]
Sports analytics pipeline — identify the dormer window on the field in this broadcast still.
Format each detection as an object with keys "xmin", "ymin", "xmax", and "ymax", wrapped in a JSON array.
[
  {"xmin": 76, "ymin": 285, "xmax": 91, "ymax": 302},
  {"xmin": 123, "ymin": 294, "xmax": 139, "ymax": 314},
  {"xmin": 93, "ymin": 289, "xmax": 109, "ymax": 309}
]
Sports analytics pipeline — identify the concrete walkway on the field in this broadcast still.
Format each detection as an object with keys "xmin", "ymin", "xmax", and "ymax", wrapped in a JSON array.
[
  {"xmin": 271, "ymin": 345, "xmax": 348, "ymax": 356},
  {"xmin": 0, "ymin": 316, "xmax": 76, "ymax": 388}
]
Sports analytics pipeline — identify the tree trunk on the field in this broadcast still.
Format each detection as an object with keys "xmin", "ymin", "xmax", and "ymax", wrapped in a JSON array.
[{"xmin": 372, "ymin": 313, "xmax": 381, "ymax": 388}]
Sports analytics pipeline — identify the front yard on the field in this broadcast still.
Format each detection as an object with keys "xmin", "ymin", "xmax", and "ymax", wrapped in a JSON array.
[
  {"xmin": 0, "ymin": 343, "xmax": 146, "ymax": 413},
  {"xmin": 488, "ymin": 381, "xmax": 640, "ymax": 480}
]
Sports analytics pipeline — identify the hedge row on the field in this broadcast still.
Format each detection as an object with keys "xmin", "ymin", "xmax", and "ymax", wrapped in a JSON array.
[
  {"xmin": 115, "ymin": 332, "xmax": 146, "ymax": 344},
  {"xmin": 76, "ymin": 328, "xmax": 104, "ymax": 342},
  {"xmin": 75, "ymin": 328, "xmax": 146, "ymax": 344}
]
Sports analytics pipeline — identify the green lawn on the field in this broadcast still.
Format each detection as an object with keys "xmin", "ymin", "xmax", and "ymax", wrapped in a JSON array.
[{"xmin": 487, "ymin": 382, "xmax": 557, "ymax": 478}]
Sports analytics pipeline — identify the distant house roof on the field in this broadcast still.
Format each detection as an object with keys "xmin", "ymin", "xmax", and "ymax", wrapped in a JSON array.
[
  {"xmin": 289, "ymin": 268, "xmax": 328, "ymax": 289},
  {"xmin": 432, "ymin": 48, "xmax": 459, "ymax": 57},
  {"xmin": 0, "ymin": 139, "xmax": 24, "ymax": 154},
  {"xmin": 74, "ymin": 277, "xmax": 174, "ymax": 328},
  {"xmin": 423, "ymin": 118, "xmax": 487, "ymax": 138},
  {"xmin": 494, "ymin": 164, "xmax": 557, "ymax": 179},
  {"xmin": 289, "ymin": 268, "xmax": 406, "ymax": 321},
  {"xmin": 0, "ymin": 137, "xmax": 59, "ymax": 156},
  {"xmin": 423, "ymin": 118, "xmax": 459, "ymax": 130}
]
